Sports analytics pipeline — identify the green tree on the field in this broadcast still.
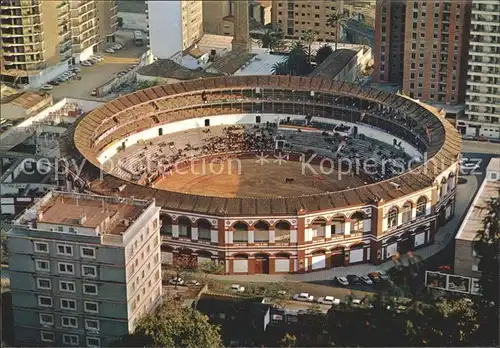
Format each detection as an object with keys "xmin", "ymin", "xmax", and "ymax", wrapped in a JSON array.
[
  {"xmin": 258, "ymin": 28, "xmax": 285, "ymax": 52},
  {"xmin": 1, "ymin": 229, "xmax": 7, "ymax": 264},
  {"xmin": 326, "ymin": 12, "xmax": 348, "ymax": 51},
  {"xmin": 306, "ymin": 303, "xmax": 322, "ymax": 315},
  {"xmin": 286, "ymin": 41, "xmax": 309, "ymax": 76},
  {"xmin": 271, "ymin": 61, "xmax": 289, "ymax": 75},
  {"xmin": 111, "ymin": 300, "xmax": 222, "ymax": 348},
  {"xmin": 117, "ymin": 17, "xmax": 124, "ymax": 29},
  {"xmin": 301, "ymin": 29, "xmax": 315, "ymax": 64},
  {"xmin": 280, "ymin": 333, "xmax": 297, "ymax": 347},
  {"xmin": 135, "ymin": 79, "xmax": 161, "ymax": 91},
  {"xmin": 314, "ymin": 44, "xmax": 333, "ymax": 65}
]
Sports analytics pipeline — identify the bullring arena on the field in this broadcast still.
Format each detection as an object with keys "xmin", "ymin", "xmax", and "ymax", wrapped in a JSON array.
[{"xmin": 68, "ymin": 75, "xmax": 461, "ymax": 274}]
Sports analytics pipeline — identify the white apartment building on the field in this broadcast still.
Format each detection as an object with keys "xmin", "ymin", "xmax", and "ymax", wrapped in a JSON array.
[
  {"xmin": 7, "ymin": 191, "xmax": 162, "ymax": 347},
  {"xmin": 146, "ymin": 0, "xmax": 203, "ymax": 62},
  {"xmin": 461, "ymin": 0, "xmax": 500, "ymax": 140}
]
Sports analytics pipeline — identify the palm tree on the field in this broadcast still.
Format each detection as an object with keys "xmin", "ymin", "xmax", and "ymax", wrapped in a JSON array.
[
  {"xmin": 286, "ymin": 41, "xmax": 309, "ymax": 76},
  {"xmin": 315, "ymin": 44, "xmax": 334, "ymax": 65},
  {"xmin": 327, "ymin": 12, "xmax": 348, "ymax": 51},
  {"xmin": 271, "ymin": 61, "xmax": 289, "ymax": 75},
  {"xmin": 301, "ymin": 29, "xmax": 315, "ymax": 64},
  {"xmin": 258, "ymin": 28, "xmax": 285, "ymax": 51}
]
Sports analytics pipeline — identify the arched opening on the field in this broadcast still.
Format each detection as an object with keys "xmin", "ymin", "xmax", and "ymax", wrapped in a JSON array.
[
  {"xmin": 254, "ymin": 221, "xmax": 270, "ymax": 242},
  {"xmin": 401, "ymin": 202, "xmax": 413, "ymax": 224},
  {"xmin": 448, "ymin": 173, "xmax": 456, "ymax": 191},
  {"xmin": 254, "ymin": 253, "xmax": 270, "ymax": 274},
  {"xmin": 233, "ymin": 253, "xmax": 249, "ymax": 274},
  {"xmin": 349, "ymin": 243, "xmax": 365, "ymax": 263},
  {"xmin": 398, "ymin": 231, "xmax": 413, "ymax": 254},
  {"xmin": 440, "ymin": 177, "xmax": 448, "ymax": 198},
  {"xmin": 311, "ymin": 249, "xmax": 326, "ymax": 270},
  {"xmin": 416, "ymin": 196, "xmax": 427, "ymax": 217},
  {"xmin": 387, "ymin": 207, "xmax": 399, "ymax": 228},
  {"xmin": 274, "ymin": 253, "xmax": 291, "ymax": 273},
  {"xmin": 331, "ymin": 214, "xmax": 346, "ymax": 234},
  {"xmin": 311, "ymin": 218, "xmax": 327, "ymax": 239},
  {"xmin": 330, "ymin": 246, "xmax": 345, "ymax": 267},
  {"xmin": 275, "ymin": 221, "xmax": 291, "ymax": 243},
  {"xmin": 350, "ymin": 212, "xmax": 365, "ymax": 233},
  {"xmin": 197, "ymin": 219, "xmax": 212, "ymax": 241},
  {"xmin": 233, "ymin": 222, "xmax": 248, "ymax": 243},
  {"xmin": 161, "ymin": 215, "xmax": 173, "ymax": 236},
  {"xmin": 177, "ymin": 216, "xmax": 192, "ymax": 238}
]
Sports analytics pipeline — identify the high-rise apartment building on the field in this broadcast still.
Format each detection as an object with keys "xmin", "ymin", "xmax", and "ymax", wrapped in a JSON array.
[
  {"xmin": 461, "ymin": 0, "xmax": 499, "ymax": 139},
  {"xmin": 273, "ymin": 0, "xmax": 344, "ymax": 41},
  {"xmin": 0, "ymin": 0, "xmax": 117, "ymax": 87},
  {"xmin": 373, "ymin": 0, "xmax": 406, "ymax": 84},
  {"xmin": 146, "ymin": 0, "xmax": 203, "ymax": 61},
  {"xmin": 7, "ymin": 191, "xmax": 162, "ymax": 347}
]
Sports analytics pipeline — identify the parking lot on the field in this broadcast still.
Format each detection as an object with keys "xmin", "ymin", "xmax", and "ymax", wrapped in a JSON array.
[{"xmin": 47, "ymin": 30, "xmax": 147, "ymax": 101}]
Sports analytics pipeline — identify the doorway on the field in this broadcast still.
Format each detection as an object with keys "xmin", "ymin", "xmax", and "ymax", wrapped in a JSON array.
[{"xmin": 254, "ymin": 254, "xmax": 269, "ymax": 274}]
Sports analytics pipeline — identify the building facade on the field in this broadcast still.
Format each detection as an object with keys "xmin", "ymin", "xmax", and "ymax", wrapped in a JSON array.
[
  {"xmin": 459, "ymin": 0, "xmax": 499, "ymax": 140},
  {"xmin": 7, "ymin": 191, "xmax": 162, "ymax": 346},
  {"xmin": 146, "ymin": 0, "xmax": 203, "ymax": 61},
  {"xmin": 0, "ymin": 0, "xmax": 117, "ymax": 87}
]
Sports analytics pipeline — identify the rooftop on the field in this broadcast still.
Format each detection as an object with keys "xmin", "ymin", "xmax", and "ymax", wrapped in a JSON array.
[
  {"xmin": 487, "ymin": 157, "xmax": 500, "ymax": 173},
  {"xmin": 1, "ymin": 91, "xmax": 52, "ymax": 111},
  {"xmin": 206, "ymin": 49, "xmax": 256, "ymax": 75},
  {"xmin": 234, "ymin": 49, "xmax": 287, "ymax": 76},
  {"xmin": 455, "ymin": 179, "xmax": 500, "ymax": 242},
  {"xmin": 137, "ymin": 59, "xmax": 220, "ymax": 80},
  {"xmin": 309, "ymin": 48, "xmax": 361, "ymax": 80}
]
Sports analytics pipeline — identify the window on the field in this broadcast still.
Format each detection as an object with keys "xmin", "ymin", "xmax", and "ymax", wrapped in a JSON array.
[
  {"xmin": 34, "ymin": 242, "xmax": 49, "ymax": 253},
  {"xmin": 57, "ymin": 244, "xmax": 73, "ymax": 256},
  {"xmin": 83, "ymin": 283, "xmax": 98, "ymax": 295},
  {"xmin": 85, "ymin": 319, "xmax": 100, "ymax": 331},
  {"xmin": 82, "ymin": 265, "xmax": 97, "ymax": 277},
  {"xmin": 401, "ymin": 204, "xmax": 412, "ymax": 223},
  {"xmin": 61, "ymin": 298, "xmax": 77, "ymax": 310},
  {"xmin": 62, "ymin": 334, "xmax": 79, "ymax": 346},
  {"xmin": 61, "ymin": 316, "xmax": 78, "ymax": 328},
  {"xmin": 60, "ymin": 280, "xmax": 76, "ymax": 293},
  {"xmin": 58, "ymin": 262, "xmax": 74, "ymax": 274},
  {"xmin": 472, "ymin": 264, "xmax": 479, "ymax": 272},
  {"xmin": 41, "ymin": 332, "xmax": 55, "ymax": 342},
  {"xmin": 81, "ymin": 246, "xmax": 96, "ymax": 258},
  {"xmin": 87, "ymin": 337, "xmax": 101, "ymax": 347},
  {"xmin": 37, "ymin": 278, "xmax": 51, "ymax": 290},
  {"xmin": 38, "ymin": 296, "xmax": 52, "ymax": 307},
  {"xmin": 416, "ymin": 196, "xmax": 427, "ymax": 217},
  {"xmin": 84, "ymin": 301, "xmax": 99, "ymax": 313},
  {"xmin": 35, "ymin": 259, "xmax": 50, "ymax": 272},
  {"xmin": 39, "ymin": 313, "xmax": 54, "ymax": 326},
  {"xmin": 387, "ymin": 208, "xmax": 398, "ymax": 228}
]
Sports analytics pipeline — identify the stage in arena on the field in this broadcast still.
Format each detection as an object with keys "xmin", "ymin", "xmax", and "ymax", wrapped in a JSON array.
[{"xmin": 153, "ymin": 158, "xmax": 365, "ymax": 198}]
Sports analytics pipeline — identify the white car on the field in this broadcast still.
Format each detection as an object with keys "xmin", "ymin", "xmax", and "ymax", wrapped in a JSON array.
[
  {"xmin": 91, "ymin": 55, "xmax": 103, "ymax": 62},
  {"xmin": 105, "ymin": 48, "xmax": 115, "ymax": 54},
  {"xmin": 111, "ymin": 44, "xmax": 122, "ymax": 50},
  {"xmin": 168, "ymin": 277, "xmax": 184, "ymax": 286},
  {"xmin": 292, "ymin": 292, "xmax": 314, "ymax": 302},
  {"xmin": 230, "ymin": 284, "xmax": 245, "ymax": 292},
  {"xmin": 336, "ymin": 276, "xmax": 349, "ymax": 286},
  {"xmin": 461, "ymin": 161, "xmax": 479, "ymax": 173},
  {"xmin": 81, "ymin": 60, "xmax": 92, "ymax": 66},
  {"xmin": 317, "ymin": 296, "xmax": 340, "ymax": 305},
  {"xmin": 360, "ymin": 275, "xmax": 373, "ymax": 285},
  {"xmin": 72, "ymin": 67, "xmax": 81, "ymax": 73},
  {"xmin": 90, "ymin": 89, "xmax": 97, "ymax": 96},
  {"xmin": 351, "ymin": 299, "xmax": 362, "ymax": 305},
  {"xmin": 41, "ymin": 84, "xmax": 53, "ymax": 90},
  {"xmin": 187, "ymin": 280, "xmax": 200, "ymax": 286}
]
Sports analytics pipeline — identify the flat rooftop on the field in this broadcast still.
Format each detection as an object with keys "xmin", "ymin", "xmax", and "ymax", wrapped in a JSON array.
[
  {"xmin": 234, "ymin": 48, "xmax": 287, "ymax": 76},
  {"xmin": 36, "ymin": 193, "xmax": 147, "ymax": 235},
  {"xmin": 455, "ymin": 179, "xmax": 500, "ymax": 241}
]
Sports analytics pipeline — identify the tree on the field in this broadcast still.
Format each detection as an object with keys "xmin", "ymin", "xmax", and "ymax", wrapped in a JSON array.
[
  {"xmin": 280, "ymin": 333, "xmax": 297, "ymax": 347},
  {"xmin": 315, "ymin": 44, "xmax": 333, "ymax": 65},
  {"xmin": 326, "ymin": 12, "xmax": 348, "ymax": 51},
  {"xmin": 301, "ymin": 29, "xmax": 315, "ymax": 64},
  {"xmin": 258, "ymin": 28, "xmax": 285, "ymax": 51},
  {"xmin": 117, "ymin": 17, "xmax": 124, "ymax": 29},
  {"xmin": 306, "ymin": 303, "xmax": 322, "ymax": 315},
  {"xmin": 111, "ymin": 300, "xmax": 222, "ymax": 348},
  {"xmin": 135, "ymin": 79, "xmax": 162, "ymax": 91},
  {"xmin": 286, "ymin": 41, "xmax": 310, "ymax": 76},
  {"xmin": 271, "ymin": 61, "xmax": 289, "ymax": 75},
  {"xmin": 1, "ymin": 229, "xmax": 7, "ymax": 263}
]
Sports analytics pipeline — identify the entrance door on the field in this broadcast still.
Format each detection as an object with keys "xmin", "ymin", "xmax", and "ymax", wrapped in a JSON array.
[
  {"xmin": 398, "ymin": 233, "xmax": 413, "ymax": 254},
  {"xmin": 254, "ymin": 254, "xmax": 269, "ymax": 274},
  {"xmin": 331, "ymin": 249, "xmax": 344, "ymax": 267},
  {"xmin": 159, "ymin": 128, "xmax": 163, "ymax": 136}
]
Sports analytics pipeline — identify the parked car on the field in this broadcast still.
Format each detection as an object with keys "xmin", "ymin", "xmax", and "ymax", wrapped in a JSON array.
[
  {"xmin": 457, "ymin": 177, "xmax": 468, "ymax": 184},
  {"xmin": 111, "ymin": 43, "xmax": 123, "ymax": 50},
  {"xmin": 346, "ymin": 274, "xmax": 361, "ymax": 284},
  {"xmin": 105, "ymin": 48, "xmax": 115, "ymax": 54},
  {"xmin": 48, "ymin": 80, "xmax": 59, "ymax": 86},
  {"xmin": 377, "ymin": 270, "xmax": 389, "ymax": 281},
  {"xmin": 317, "ymin": 296, "xmax": 340, "ymax": 305},
  {"xmin": 41, "ymin": 84, "xmax": 54, "ymax": 91},
  {"xmin": 293, "ymin": 292, "xmax": 314, "ymax": 302},
  {"xmin": 335, "ymin": 276, "xmax": 349, "ymax": 286},
  {"xmin": 367, "ymin": 272, "xmax": 381, "ymax": 283},
  {"xmin": 460, "ymin": 158, "xmax": 479, "ymax": 173},
  {"xmin": 351, "ymin": 299, "xmax": 362, "ymax": 306},
  {"xmin": 168, "ymin": 277, "xmax": 184, "ymax": 286},
  {"xmin": 90, "ymin": 89, "xmax": 97, "ymax": 96},
  {"xmin": 81, "ymin": 60, "xmax": 92, "ymax": 66},
  {"xmin": 72, "ymin": 67, "xmax": 81, "ymax": 73},
  {"xmin": 230, "ymin": 284, "xmax": 245, "ymax": 292},
  {"xmin": 187, "ymin": 280, "xmax": 200, "ymax": 286},
  {"xmin": 117, "ymin": 71, "xmax": 126, "ymax": 77},
  {"xmin": 90, "ymin": 55, "xmax": 103, "ymax": 62},
  {"xmin": 360, "ymin": 275, "xmax": 373, "ymax": 285}
]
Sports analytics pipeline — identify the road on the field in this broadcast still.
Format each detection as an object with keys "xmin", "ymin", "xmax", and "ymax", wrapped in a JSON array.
[{"xmin": 461, "ymin": 140, "xmax": 500, "ymax": 155}]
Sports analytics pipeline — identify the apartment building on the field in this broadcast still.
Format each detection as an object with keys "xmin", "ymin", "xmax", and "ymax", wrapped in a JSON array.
[
  {"xmin": 373, "ymin": 0, "xmax": 406, "ymax": 84},
  {"xmin": 0, "ymin": 0, "xmax": 117, "ymax": 87},
  {"xmin": 146, "ymin": 0, "xmax": 203, "ymax": 61},
  {"xmin": 273, "ymin": 0, "xmax": 344, "ymax": 40},
  {"xmin": 460, "ymin": 0, "xmax": 500, "ymax": 140},
  {"xmin": 7, "ymin": 191, "xmax": 162, "ymax": 347}
]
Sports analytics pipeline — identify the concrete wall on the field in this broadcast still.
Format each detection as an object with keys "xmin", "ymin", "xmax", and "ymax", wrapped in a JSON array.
[
  {"xmin": 28, "ymin": 62, "xmax": 71, "ymax": 89},
  {"xmin": 454, "ymin": 239, "xmax": 481, "ymax": 278},
  {"xmin": 147, "ymin": 1, "xmax": 182, "ymax": 59}
]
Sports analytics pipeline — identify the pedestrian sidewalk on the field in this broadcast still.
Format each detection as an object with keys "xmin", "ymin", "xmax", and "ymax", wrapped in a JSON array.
[{"xmin": 210, "ymin": 175, "xmax": 479, "ymax": 284}]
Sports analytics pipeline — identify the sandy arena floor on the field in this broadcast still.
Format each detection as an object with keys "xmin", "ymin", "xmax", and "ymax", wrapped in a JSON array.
[{"xmin": 154, "ymin": 158, "xmax": 365, "ymax": 198}]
